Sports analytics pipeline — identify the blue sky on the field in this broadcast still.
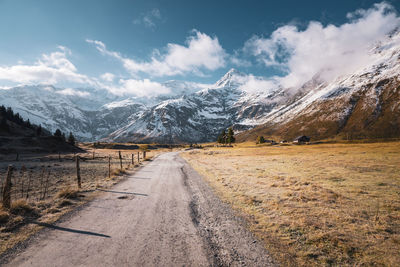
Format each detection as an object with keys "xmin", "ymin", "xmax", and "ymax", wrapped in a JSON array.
[{"xmin": 0, "ymin": 0, "xmax": 399, "ymax": 96}]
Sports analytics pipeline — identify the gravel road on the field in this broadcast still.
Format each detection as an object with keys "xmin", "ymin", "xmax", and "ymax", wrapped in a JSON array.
[{"xmin": 3, "ymin": 152, "xmax": 275, "ymax": 266}]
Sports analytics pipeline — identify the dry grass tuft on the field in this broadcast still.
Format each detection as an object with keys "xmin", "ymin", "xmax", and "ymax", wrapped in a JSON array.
[
  {"xmin": 10, "ymin": 200, "xmax": 37, "ymax": 217},
  {"xmin": 56, "ymin": 187, "xmax": 79, "ymax": 199},
  {"xmin": 0, "ymin": 210, "xmax": 10, "ymax": 224},
  {"xmin": 111, "ymin": 168, "xmax": 126, "ymax": 176},
  {"xmin": 57, "ymin": 199, "xmax": 74, "ymax": 207},
  {"xmin": 182, "ymin": 142, "xmax": 400, "ymax": 266}
]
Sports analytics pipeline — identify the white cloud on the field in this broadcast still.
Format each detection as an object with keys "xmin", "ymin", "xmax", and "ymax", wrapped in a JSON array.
[
  {"xmin": 107, "ymin": 78, "xmax": 171, "ymax": 97},
  {"xmin": 87, "ymin": 30, "xmax": 227, "ymax": 77},
  {"xmin": 133, "ymin": 8, "xmax": 162, "ymax": 29},
  {"xmin": 235, "ymin": 74, "xmax": 279, "ymax": 94},
  {"xmin": 100, "ymin": 72, "xmax": 115, "ymax": 82},
  {"xmin": 244, "ymin": 2, "xmax": 400, "ymax": 89},
  {"xmin": 0, "ymin": 47, "xmax": 96, "ymax": 86},
  {"xmin": 57, "ymin": 88, "xmax": 90, "ymax": 97},
  {"xmin": 230, "ymin": 57, "xmax": 251, "ymax": 67}
]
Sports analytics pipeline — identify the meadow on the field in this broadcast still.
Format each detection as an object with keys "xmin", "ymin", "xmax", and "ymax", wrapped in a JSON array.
[{"xmin": 181, "ymin": 142, "xmax": 400, "ymax": 266}]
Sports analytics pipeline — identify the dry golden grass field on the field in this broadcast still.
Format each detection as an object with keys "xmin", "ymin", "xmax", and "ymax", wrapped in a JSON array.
[
  {"xmin": 0, "ymin": 144, "xmax": 162, "ymax": 255},
  {"xmin": 181, "ymin": 142, "xmax": 400, "ymax": 266}
]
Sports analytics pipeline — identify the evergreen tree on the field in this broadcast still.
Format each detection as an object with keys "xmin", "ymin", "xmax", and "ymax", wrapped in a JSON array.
[
  {"xmin": 67, "ymin": 132, "xmax": 76, "ymax": 145},
  {"xmin": 1, "ymin": 116, "xmax": 9, "ymax": 132},
  {"xmin": 36, "ymin": 124, "xmax": 42, "ymax": 136},
  {"xmin": 256, "ymin": 136, "xmax": 265, "ymax": 144},
  {"xmin": 227, "ymin": 127, "xmax": 235, "ymax": 144},
  {"xmin": 61, "ymin": 132, "xmax": 66, "ymax": 142},
  {"xmin": 54, "ymin": 129, "xmax": 62, "ymax": 137},
  {"xmin": 25, "ymin": 119, "xmax": 31, "ymax": 128},
  {"xmin": 6, "ymin": 107, "xmax": 13, "ymax": 119},
  {"xmin": 217, "ymin": 129, "xmax": 227, "ymax": 144}
]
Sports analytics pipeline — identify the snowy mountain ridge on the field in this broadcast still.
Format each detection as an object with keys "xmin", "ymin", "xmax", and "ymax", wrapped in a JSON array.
[{"xmin": 1, "ymin": 32, "xmax": 400, "ymax": 143}]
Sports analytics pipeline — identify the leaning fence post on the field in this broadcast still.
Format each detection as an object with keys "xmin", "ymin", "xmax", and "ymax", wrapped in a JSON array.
[
  {"xmin": 108, "ymin": 156, "xmax": 111, "ymax": 178},
  {"xmin": 2, "ymin": 165, "xmax": 13, "ymax": 209},
  {"xmin": 76, "ymin": 155, "xmax": 81, "ymax": 188},
  {"xmin": 118, "ymin": 151, "xmax": 123, "ymax": 169}
]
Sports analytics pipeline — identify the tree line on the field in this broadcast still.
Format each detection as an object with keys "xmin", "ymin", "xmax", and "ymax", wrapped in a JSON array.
[
  {"xmin": 0, "ymin": 105, "xmax": 34, "ymax": 132},
  {"xmin": 0, "ymin": 105, "xmax": 76, "ymax": 145}
]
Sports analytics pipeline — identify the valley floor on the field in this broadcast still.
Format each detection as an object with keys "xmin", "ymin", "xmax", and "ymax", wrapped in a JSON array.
[
  {"xmin": 181, "ymin": 142, "xmax": 400, "ymax": 266},
  {"xmin": 1, "ymin": 152, "xmax": 274, "ymax": 266}
]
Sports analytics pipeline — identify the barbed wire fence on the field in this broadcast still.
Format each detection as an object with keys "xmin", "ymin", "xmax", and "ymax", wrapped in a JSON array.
[{"xmin": 1, "ymin": 150, "xmax": 151, "ymax": 208}]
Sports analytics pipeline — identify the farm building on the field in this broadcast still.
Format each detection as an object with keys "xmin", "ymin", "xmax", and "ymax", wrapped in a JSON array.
[{"xmin": 293, "ymin": 135, "xmax": 310, "ymax": 143}]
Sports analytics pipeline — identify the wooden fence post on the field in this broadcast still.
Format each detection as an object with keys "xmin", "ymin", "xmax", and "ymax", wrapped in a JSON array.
[
  {"xmin": 108, "ymin": 156, "xmax": 111, "ymax": 178},
  {"xmin": 20, "ymin": 166, "xmax": 26, "ymax": 198},
  {"xmin": 93, "ymin": 150, "xmax": 95, "ymax": 160},
  {"xmin": 38, "ymin": 167, "xmax": 45, "ymax": 201},
  {"xmin": 118, "ymin": 151, "xmax": 122, "ymax": 169},
  {"xmin": 131, "ymin": 153, "xmax": 134, "ymax": 165},
  {"xmin": 26, "ymin": 170, "xmax": 32, "ymax": 200},
  {"xmin": 2, "ymin": 165, "xmax": 13, "ymax": 209},
  {"xmin": 137, "ymin": 151, "xmax": 140, "ymax": 163},
  {"xmin": 43, "ymin": 170, "xmax": 50, "ymax": 199},
  {"xmin": 143, "ymin": 151, "xmax": 146, "ymax": 159},
  {"xmin": 76, "ymin": 155, "xmax": 81, "ymax": 188}
]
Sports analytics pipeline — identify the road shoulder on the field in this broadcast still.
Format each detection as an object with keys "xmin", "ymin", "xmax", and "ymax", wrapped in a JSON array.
[{"xmin": 178, "ymin": 154, "xmax": 275, "ymax": 266}]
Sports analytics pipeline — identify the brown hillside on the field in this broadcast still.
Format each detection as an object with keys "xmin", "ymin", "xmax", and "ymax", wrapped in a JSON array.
[{"xmin": 236, "ymin": 78, "xmax": 400, "ymax": 142}]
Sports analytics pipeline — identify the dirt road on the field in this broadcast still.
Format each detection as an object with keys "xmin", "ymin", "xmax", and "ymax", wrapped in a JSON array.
[{"xmin": 3, "ymin": 152, "xmax": 274, "ymax": 266}]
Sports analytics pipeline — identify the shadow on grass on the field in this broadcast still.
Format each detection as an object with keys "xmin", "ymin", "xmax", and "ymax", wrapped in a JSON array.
[{"xmin": 30, "ymin": 221, "xmax": 111, "ymax": 238}]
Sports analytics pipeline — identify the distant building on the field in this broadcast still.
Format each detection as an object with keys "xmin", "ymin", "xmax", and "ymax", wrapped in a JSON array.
[{"xmin": 293, "ymin": 136, "xmax": 310, "ymax": 143}]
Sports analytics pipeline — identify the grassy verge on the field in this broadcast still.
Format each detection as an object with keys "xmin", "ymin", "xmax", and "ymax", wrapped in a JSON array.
[
  {"xmin": 181, "ymin": 142, "xmax": 400, "ymax": 266},
  {"xmin": 0, "ymin": 147, "xmax": 160, "ymax": 256}
]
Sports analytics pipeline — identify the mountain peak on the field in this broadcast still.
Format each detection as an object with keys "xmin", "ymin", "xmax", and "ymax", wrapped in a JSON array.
[{"xmin": 215, "ymin": 68, "xmax": 245, "ymax": 88}]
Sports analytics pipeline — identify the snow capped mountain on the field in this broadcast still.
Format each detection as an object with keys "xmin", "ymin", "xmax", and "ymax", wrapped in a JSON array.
[
  {"xmin": 107, "ymin": 81, "xmax": 243, "ymax": 143},
  {"xmin": 0, "ymin": 80, "xmax": 211, "ymax": 141},
  {"xmin": 237, "ymin": 31, "xmax": 400, "ymax": 141},
  {"xmin": 1, "ymin": 32, "xmax": 400, "ymax": 143},
  {"xmin": 0, "ymin": 85, "xmax": 146, "ymax": 140},
  {"xmin": 0, "ymin": 85, "xmax": 94, "ymax": 139}
]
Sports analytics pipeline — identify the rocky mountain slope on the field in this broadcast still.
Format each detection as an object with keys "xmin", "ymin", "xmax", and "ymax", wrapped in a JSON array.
[
  {"xmin": 1, "ymin": 32, "xmax": 399, "ymax": 143},
  {"xmin": 237, "ymin": 32, "xmax": 400, "ymax": 142}
]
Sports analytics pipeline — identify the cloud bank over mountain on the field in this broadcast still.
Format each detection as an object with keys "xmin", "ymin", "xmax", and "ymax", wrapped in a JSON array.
[
  {"xmin": 245, "ymin": 2, "xmax": 400, "ymax": 89},
  {"xmin": 0, "ymin": 2, "xmax": 399, "ymax": 98}
]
